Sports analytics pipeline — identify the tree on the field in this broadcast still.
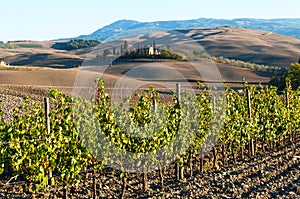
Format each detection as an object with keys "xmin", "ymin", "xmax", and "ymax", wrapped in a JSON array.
[
  {"xmin": 124, "ymin": 40, "xmax": 129, "ymax": 54},
  {"xmin": 66, "ymin": 40, "xmax": 100, "ymax": 50},
  {"xmin": 193, "ymin": 50, "xmax": 201, "ymax": 56},
  {"xmin": 269, "ymin": 62, "xmax": 300, "ymax": 90},
  {"xmin": 137, "ymin": 42, "xmax": 141, "ymax": 54},
  {"xmin": 103, "ymin": 49, "xmax": 112, "ymax": 58},
  {"xmin": 120, "ymin": 44, "xmax": 124, "ymax": 56},
  {"xmin": 287, "ymin": 62, "xmax": 300, "ymax": 90}
]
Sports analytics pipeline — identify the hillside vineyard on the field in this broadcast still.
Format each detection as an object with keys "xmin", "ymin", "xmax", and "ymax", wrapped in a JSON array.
[{"xmin": 0, "ymin": 80, "xmax": 299, "ymax": 198}]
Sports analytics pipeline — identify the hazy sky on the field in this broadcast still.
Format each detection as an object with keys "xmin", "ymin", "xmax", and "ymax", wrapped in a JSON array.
[{"xmin": 1, "ymin": 0, "xmax": 299, "ymax": 41}]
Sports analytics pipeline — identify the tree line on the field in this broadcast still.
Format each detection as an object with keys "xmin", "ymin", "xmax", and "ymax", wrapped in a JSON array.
[{"xmin": 66, "ymin": 39, "xmax": 100, "ymax": 50}]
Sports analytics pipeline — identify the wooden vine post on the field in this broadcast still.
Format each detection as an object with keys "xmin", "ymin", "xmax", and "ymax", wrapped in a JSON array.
[
  {"xmin": 175, "ymin": 84, "xmax": 184, "ymax": 180},
  {"xmin": 176, "ymin": 83, "xmax": 181, "ymax": 102},
  {"xmin": 246, "ymin": 87, "xmax": 255, "ymax": 156},
  {"xmin": 200, "ymin": 148, "xmax": 204, "ymax": 173},
  {"xmin": 158, "ymin": 164, "xmax": 164, "ymax": 187},
  {"xmin": 63, "ymin": 188, "xmax": 68, "ymax": 199},
  {"xmin": 211, "ymin": 96, "xmax": 218, "ymax": 170},
  {"xmin": 44, "ymin": 97, "xmax": 50, "ymax": 135},
  {"xmin": 285, "ymin": 90, "xmax": 293, "ymax": 142},
  {"xmin": 44, "ymin": 97, "xmax": 52, "ymax": 185},
  {"xmin": 143, "ymin": 167, "xmax": 148, "ymax": 192},
  {"xmin": 121, "ymin": 174, "xmax": 127, "ymax": 199},
  {"xmin": 189, "ymin": 149, "xmax": 193, "ymax": 177},
  {"xmin": 154, "ymin": 99, "xmax": 165, "ymax": 188},
  {"xmin": 93, "ymin": 167, "xmax": 97, "ymax": 199},
  {"xmin": 222, "ymin": 144, "xmax": 227, "ymax": 167}
]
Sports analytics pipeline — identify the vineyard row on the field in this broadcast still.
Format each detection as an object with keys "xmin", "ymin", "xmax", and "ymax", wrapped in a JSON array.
[{"xmin": 0, "ymin": 80, "xmax": 299, "ymax": 198}]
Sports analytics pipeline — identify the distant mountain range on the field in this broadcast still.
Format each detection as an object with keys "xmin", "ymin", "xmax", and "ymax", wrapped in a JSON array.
[{"xmin": 72, "ymin": 18, "xmax": 300, "ymax": 41}]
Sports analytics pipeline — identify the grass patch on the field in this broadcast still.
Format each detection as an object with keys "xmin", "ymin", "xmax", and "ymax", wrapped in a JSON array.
[
  {"xmin": 211, "ymin": 56, "xmax": 284, "ymax": 73},
  {"xmin": 15, "ymin": 44, "xmax": 44, "ymax": 49},
  {"xmin": 0, "ymin": 43, "xmax": 15, "ymax": 49}
]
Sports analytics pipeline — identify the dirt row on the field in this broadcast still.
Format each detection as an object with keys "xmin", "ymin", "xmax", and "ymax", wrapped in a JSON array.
[{"xmin": 0, "ymin": 137, "xmax": 298, "ymax": 198}]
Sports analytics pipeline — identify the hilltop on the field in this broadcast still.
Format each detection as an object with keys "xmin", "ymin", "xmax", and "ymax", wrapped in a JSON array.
[
  {"xmin": 73, "ymin": 18, "xmax": 300, "ymax": 41},
  {"xmin": 183, "ymin": 27, "xmax": 300, "ymax": 67}
]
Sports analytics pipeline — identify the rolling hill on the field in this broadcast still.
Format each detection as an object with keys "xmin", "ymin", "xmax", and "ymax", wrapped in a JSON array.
[
  {"xmin": 73, "ymin": 18, "xmax": 300, "ymax": 41},
  {"xmin": 183, "ymin": 27, "xmax": 300, "ymax": 67},
  {"xmin": 1, "ymin": 27, "xmax": 300, "ymax": 68},
  {"xmin": 0, "ymin": 26, "xmax": 300, "ymax": 92}
]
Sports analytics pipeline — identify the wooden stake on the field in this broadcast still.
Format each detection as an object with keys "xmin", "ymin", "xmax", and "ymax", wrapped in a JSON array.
[
  {"xmin": 44, "ymin": 97, "xmax": 52, "ymax": 186},
  {"xmin": 180, "ymin": 166, "xmax": 184, "ymax": 180},
  {"xmin": 93, "ymin": 169, "xmax": 97, "ymax": 199},
  {"xmin": 176, "ymin": 163, "xmax": 180, "ymax": 181},
  {"xmin": 44, "ymin": 97, "xmax": 50, "ymax": 135},
  {"xmin": 212, "ymin": 147, "xmax": 217, "ymax": 169},
  {"xmin": 189, "ymin": 150, "xmax": 193, "ymax": 177},
  {"xmin": 222, "ymin": 144, "xmax": 227, "ymax": 167},
  {"xmin": 159, "ymin": 165, "xmax": 164, "ymax": 188},
  {"xmin": 176, "ymin": 83, "xmax": 181, "ymax": 102},
  {"xmin": 143, "ymin": 169, "xmax": 148, "ymax": 192},
  {"xmin": 246, "ymin": 88, "xmax": 255, "ymax": 156},
  {"xmin": 200, "ymin": 149, "xmax": 204, "ymax": 174},
  {"xmin": 121, "ymin": 177, "xmax": 127, "ymax": 199},
  {"xmin": 63, "ymin": 188, "xmax": 68, "ymax": 199}
]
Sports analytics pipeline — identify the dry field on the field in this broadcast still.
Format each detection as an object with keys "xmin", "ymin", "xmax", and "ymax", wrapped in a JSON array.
[
  {"xmin": 0, "ymin": 59, "xmax": 270, "ymax": 99},
  {"xmin": 1, "ymin": 26, "xmax": 299, "ymax": 95}
]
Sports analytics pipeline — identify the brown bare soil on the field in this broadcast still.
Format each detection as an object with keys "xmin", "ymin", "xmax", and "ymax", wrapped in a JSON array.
[
  {"xmin": 184, "ymin": 27, "xmax": 300, "ymax": 67},
  {"xmin": 0, "ymin": 58, "xmax": 271, "ymax": 100}
]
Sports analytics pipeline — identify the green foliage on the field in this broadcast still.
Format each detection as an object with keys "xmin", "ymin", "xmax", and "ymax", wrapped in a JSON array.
[
  {"xmin": 123, "ymin": 40, "xmax": 129, "ymax": 53},
  {"xmin": 2, "ymin": 98, "xmax": 50, "ymax": 192},
  {"xmin": 159, "ymin": 49, "xmax": 185, "ymax": 60},
  {"xmin": 221, "ymin": 86, "xmax": 250, "ymax": 152},
  {"xmin": 103, "ymin": 49, "xmax": 112, "ymax": 57},
  {"xmin": 193, "ymin": 50, "xmax": 201, "ymax": 56},
  {"xmin": 269, "ymin": 75, "xmax": 286, "ymax": 91},
  {"xmin": 212, "ymin": 56, "xmax": 284, "ymax": 73},
  {"xmin": 66, "ymin": 39, "xmax": 100, "ymax": 50},
  {"xmin": 251, "ymin": 85, "xmax": 288, "ymax": 143},
  {"xmin": 192, "ymin": 50, "xmax": 210, "ymax": 58},
  {"xmin": 15, "ymin": 43, "xmax": 43, "ymax": 49},
  {"xmin": 49, "ymin": 90, "xmax": 91, "ymax": 188},
  {"xmin": 287, "ymin": 63, "xmax": 300, "ymax": 90},
  {"xmin": 0, "ymin": 42, "xmax": 15, "ymax": 49},
  {"xmin": 0, "ymin": 79, "xmax": 299, "ymax": 195},
  {"xmin": 269, "ymin": 62, "xmax": 300, "ymax": 90},
  {"xmin": 120, "ymin": 48, "xmax": 185, "ymax": 60}
]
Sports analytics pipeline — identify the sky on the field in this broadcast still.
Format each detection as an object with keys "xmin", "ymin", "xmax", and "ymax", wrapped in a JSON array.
[{"xmin": 1, "ymin": 0, "xmax": 299, "ymax": 41}]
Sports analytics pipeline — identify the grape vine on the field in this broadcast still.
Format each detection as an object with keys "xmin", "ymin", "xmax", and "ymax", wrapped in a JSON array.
[{"xmin": 0, "ymin": 79, "xmax": 298, "ymax": 197}]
